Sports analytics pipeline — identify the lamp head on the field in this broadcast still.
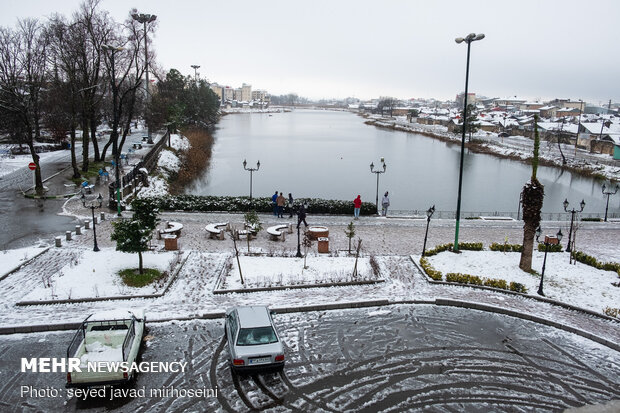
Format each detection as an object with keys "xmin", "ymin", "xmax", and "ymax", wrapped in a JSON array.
[
  {"xmin": 580, "ymin": 199, "xmax": 585, "ymax": 211},
  {"xmin": 556, "ymin": 229, "xmax": 563, "ymax": 242},
  {"xmin": 455, "ymin": 37, "xmax": 464, "ymax": 44},
  {"xmin": 535, "ymin": 226, "xmax": 542, "ymax": 241},
  {"xmin": 256, "ymin": 160, "xmax": 260, "ymax": 169},
  {"xmin": 602, "ymin": 183, "xmax": 606, "ymax": 192},
  {"xmin": 370, "ymin": 162, "xmax": 374, "ymax": 171},
  {"xmin": 563, "ymin": 198, "xmax": 569, "ymax": 211},
  {"xmin": 426, "ymin": 204, "xmax": 435, "ymax": 218},
  {"xmin": 243, "ymin": 159, "xmax": 247, "ymax": 168},
  {"xmin": 474, "ymin": 33, "xmax": 485, "ymax": 41}
]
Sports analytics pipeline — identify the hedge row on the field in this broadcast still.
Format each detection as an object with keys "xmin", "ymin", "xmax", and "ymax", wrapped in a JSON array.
[
  {"xmin": 489, "ymin": 243, "xmax": 523, "ymax": 252},
  {"xmin": 572, "ymin": 251, "xmax": 620, "ymax": 274},
  {"xmin": 139, "ymin": 195, "xmax": 377, "ymax": 215},
  {"xmin": 488, "ymin": 242, "xmax": 562, "ymax": 253},
  {"xmin": 424, "ymin": 242, "xmax": 483, "ymax": 257},
  {"xmin": 419, "ymin": 256, "xmax": 528, "ymax": 293},
  {"xmin": 446, "ymin": 272, "xmax": 528, "ymax": 293}
]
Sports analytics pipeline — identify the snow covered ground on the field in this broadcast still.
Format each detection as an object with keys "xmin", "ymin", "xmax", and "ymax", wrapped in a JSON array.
[
  {"xmin": 426, "ymin": 250, "xmax": 620, "ymax": 314},
  {"xmin": 220, "ymin": 255, "xmax": 374, "ymax": 290},
  {"xmin": 19, "ymin": 249, "xmax": 178, "ymax": 302}
]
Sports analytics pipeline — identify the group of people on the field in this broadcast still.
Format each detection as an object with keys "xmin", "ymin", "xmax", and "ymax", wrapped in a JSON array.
[
  {"xmin": 353, "ymin": 191, "xmax": 390, "ymax": 219},
  {"xmin": 271, "ymin": 191, "xmax": 308, "ymax": 228}
]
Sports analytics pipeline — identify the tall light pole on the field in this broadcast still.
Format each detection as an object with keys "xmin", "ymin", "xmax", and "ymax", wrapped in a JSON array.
[
  {"xmin": 422, "ymin": 204, "xmax": 435, "ymax": 257},
  {"xmin": 602, "ymin": 183, "xmax": 619, "ymax": 222},
  {"xmin": 191, "ymin": 65, "xmax": 200, "ymax": 83},
  {"xmin": 81, "ymin": 193, "xmax": 103, "ymax": 252},
  {"xmin": 101, "ymin": 44, "xmax": 124, "ymax": 216},
  {"xmin": 563, "ymin": 198, "xmax": 585, "ymax": 253},
  {"xmin": 370, "ymin": 158, "xmax": 386, "ymax": 214},
  {"xmin": 132, "ymin": 12, "xmax": 157, "ymax": 144},
  {"xmin": 574, "ymin": 99, "xmax": 583, "ymax": 156},
  {"xmin": 242, "ymin": 159, "xmax": 260, "ymax": 202},
  {"xmin": 453, "ymin": 32, "xmax": 485, "ymax": 252}
]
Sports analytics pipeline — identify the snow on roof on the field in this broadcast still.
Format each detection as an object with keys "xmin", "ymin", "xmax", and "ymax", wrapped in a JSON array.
[
  {"xmin": 538, "ymin": 122, "xmax": 579, "ymax": 134},
  {"xmin": 581, "ymin": 122, "xmax": 620, "ymax": 135}
]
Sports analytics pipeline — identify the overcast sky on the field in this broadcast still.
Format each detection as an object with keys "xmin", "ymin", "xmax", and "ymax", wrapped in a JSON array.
[{"xmin": 2, "ymin": 0, "xmax": 619, "ymax": 104}]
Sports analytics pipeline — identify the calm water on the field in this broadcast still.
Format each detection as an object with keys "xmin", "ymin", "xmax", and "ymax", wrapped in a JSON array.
[{"xmin": 186, "ymin": 110, "xmax": 619, "ymax": 215}]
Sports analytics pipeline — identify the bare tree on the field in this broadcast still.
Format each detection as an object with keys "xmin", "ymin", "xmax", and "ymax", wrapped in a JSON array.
[{"xmin": 0, "ymin": 19, "xmax": 48, "ymax": 193}]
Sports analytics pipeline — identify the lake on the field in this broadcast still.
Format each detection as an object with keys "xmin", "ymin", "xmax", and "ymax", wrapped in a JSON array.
[{"xmin": 186, "ymin": 110, "xmax": 619, "ymax": 216}]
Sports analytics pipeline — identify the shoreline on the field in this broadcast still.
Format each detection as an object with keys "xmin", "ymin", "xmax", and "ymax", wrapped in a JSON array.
[{"xmin": 360, "ymin": 115, "xmax": 619, "ymax": 183}]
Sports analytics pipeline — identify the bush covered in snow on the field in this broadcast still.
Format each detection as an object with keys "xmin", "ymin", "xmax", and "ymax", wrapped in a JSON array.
[{"xmin": 139, "ymin": 195, "xmax": 377, "ymax": 215}]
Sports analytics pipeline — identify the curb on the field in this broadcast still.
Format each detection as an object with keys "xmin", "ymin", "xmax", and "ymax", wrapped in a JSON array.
[
  {"xmin": 1, "ymin": 299, "xmax": 618, "ymax": 353},
  {"xmin": 214, "ymin": 279, "xmax": 384, "ymax": 294},
  {"xmin": 409, "ymin": 255, "xmax": 620, "ymax": 323},
  {"xmin": 0, "ymin": 246, "xmax": 51, "ymax": 281},
  {"xmin": 15, "ymin": 251, "xmax": 191, "ymax": 306}
]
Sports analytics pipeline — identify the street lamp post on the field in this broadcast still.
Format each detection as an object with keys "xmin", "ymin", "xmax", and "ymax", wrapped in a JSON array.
[
  {"xmin": 242, "ymin": 159, "xmax": 260, "ymax": 203},
  {"xmin": 101, "ymin": 44, "xmax": 124, "ymax": 217},
  {"xmin": 296, "ymin": 225, "xmax": 303, "ymax": 258},
  {"xmin": 602, "ymin": 184, "xmax": 619, "ymax": 222},
  {"xmin": 81, "ymin": 193, "xmax": 103, "ymax": 252},
  {"xmin": 453, "ymin": 32, "xmax": 485, "ymax": 253},
  {"xmin": 422, "ymin": 204, "xmax": 436, "ymax": 257},
  {"xmin": 535, "ymin": 227, "xmax": 563, "ymax": 297},
  {"xmin": 563, "ymin": 198, "xmax": 585, "ymax": 252},
  {"xmin": 132, "ymin": 12, "xmax": 157, "ymax": 144},
  {"xmin": 191, "ymin": 65, "xmax": 200, "ymax": 83},
  {"xmin": 369, "ymin": 158, "xmax": 386, "ymax": 214}
]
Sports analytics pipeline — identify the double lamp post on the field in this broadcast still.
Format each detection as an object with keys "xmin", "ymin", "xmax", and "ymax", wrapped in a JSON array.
[{"xmin": 370, "ymin": 158, "xmax": 386, "ymax": 214}]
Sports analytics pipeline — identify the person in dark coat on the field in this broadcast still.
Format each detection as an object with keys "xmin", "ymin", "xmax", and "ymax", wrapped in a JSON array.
[
  {"xmin": 297, "ymin": 203, "xmax": 308, "ymax": 228},
  {"xmin": 287, "ymin": 193, "xmax": 295, "ymax": 218}
]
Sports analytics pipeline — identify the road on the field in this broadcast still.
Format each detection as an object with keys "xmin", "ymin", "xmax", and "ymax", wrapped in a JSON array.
[
  {"xmin": 1, "ymin": 306, "xmax": 618, "ymax": 412},
  {"xmin": 0, "ymin": 149, "xmax": 78, "ymax": 250}
]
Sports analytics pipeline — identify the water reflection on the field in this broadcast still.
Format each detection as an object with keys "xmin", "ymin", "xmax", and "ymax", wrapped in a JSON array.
[{"xmin": 187, "ymin": 110, "xmax": 618, "ymax": 214}]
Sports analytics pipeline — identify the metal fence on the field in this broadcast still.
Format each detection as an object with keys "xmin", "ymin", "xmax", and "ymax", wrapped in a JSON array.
[
  {"xmin": 108, "ymin": 131, "xmax": 170, "ymax": 207},
  {"xmin": 388, "ymin": 209, "xmax": 619, "ymax": 221}
]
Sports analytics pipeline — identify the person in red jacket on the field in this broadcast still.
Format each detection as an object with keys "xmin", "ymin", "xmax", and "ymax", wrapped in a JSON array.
[{"xmin": 353, "ymin": 195, "xmax": 362, "ymax": 219}]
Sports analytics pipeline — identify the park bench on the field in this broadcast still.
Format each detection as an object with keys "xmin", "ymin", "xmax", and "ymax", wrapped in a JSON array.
[
  {"xmin": 267, "ymin": 224, "xmax": 292, "ymax": 241},
  {"xmin": 158, "ymin": 221, "xmax": 183, "ymax": 239},
  {"xmin": 205, "ymin": 222, "xmax": 229, "ymax": 240}
]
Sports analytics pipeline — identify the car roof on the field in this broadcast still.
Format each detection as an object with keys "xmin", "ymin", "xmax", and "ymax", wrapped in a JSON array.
[{"xmin": 234, "ymin": 306, "xmax": 272, "ymax": 328}]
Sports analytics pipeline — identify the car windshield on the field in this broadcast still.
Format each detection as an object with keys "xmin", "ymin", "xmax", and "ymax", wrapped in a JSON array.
[{"xmin": 236, "ymin": 327, "xmax": 278, "ymax": 346}]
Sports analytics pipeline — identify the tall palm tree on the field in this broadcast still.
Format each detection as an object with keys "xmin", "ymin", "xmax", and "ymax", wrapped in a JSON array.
[{"xmin": 519, "ymin": 115, "xmax": 545, "ymax": 271}]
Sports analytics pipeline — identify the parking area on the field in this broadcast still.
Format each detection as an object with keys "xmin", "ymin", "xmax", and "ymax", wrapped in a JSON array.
[{"xmin": 1, "ymin": 305, "xmax": 618, "ymax": 412}]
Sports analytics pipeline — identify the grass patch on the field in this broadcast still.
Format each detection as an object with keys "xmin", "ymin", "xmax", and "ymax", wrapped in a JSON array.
[
  {"xmin": 71, "ymin": 161, "xmax": 106, "ymax": 185},
  {"xmin": 119, "ymin": 268, "xmax": 163, "ymax": 287}
]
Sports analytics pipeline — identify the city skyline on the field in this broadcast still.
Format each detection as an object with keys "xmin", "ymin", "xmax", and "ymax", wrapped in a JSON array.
[{"xmin": 1, "ymin": 0, "xmax": 620, "ymax": 105}]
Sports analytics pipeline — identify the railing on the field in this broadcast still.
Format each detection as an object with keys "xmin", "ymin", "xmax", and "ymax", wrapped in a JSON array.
[
  {"xmin": 66, "ymin": 323, "xmax": 86, "ymax": 358},
  {"xmin": 108, "ymin": 131, "xmax": 170, "ymax": 207},
  {"xmin": 388, "ymin": 210, "xmax": 619, "ymax": 221}
]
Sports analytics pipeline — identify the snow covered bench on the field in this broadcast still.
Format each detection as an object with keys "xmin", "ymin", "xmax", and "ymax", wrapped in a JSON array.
[
  {"xmin": 205, "ymin": 222, "xmax": 229, "ymax": 240},
  {"xmin": 267, "ymin": 224, "xmax": 292, "ymax": 241},
  {"xmin": 158, "ymin": 221, "xmax": 183, "ymax": 239}
]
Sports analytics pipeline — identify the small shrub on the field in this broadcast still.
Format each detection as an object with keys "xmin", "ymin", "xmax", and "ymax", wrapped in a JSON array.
[
  {"xmin": 483, "ymin": 278, "xmax": 508, "ymax": 289},
  {"xmin": 120, "ymin": 268, "xmax": 163, "ymax": 287},
  {"xmin": 604, "ymin": 307, "xmax": 619, "ymax": 318},
  {"xmin": 420, "ymin": 257, "xmax": 443, "ymax": 281},
  {"xmin": 572, "ymin": 251, "xmax": 620, "ymax": 274},
  {"xmin": 489, "ymin": 243, "xmax": 523, "ymax": 252},
  {"xmin": 537, "ymin": 243, "xmax": 563, "ymax": 252},
  {"xmin": 509, "ymin": 282, "xmax": 528, "ymax": 293}
]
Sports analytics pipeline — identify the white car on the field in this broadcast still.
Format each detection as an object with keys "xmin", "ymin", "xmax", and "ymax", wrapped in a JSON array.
[
  {"xmin": 224, "ymin": 306, "xmax": 285, "ymax": 372},
  {"xmin": 66, "ymin": 309, "xmax": 145, "ymax": 388}
]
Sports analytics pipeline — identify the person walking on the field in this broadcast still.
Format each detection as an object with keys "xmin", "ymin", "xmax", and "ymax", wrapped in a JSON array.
[
  {"xmin": 271, "ymin": 191, "xmax": 278, "ymax": 216},
  {"xmin": 276, "ymin": 192, "xmax": 286, "ymax": 218},
  {"xmin": 353, "ymin": 195, "xmax": 362, "ymax": 220},
  {"xmin": 381, "ymin": 191, "xmax": 390, "ymax": 217},
  {"xmin": 297, "ymin": 203, "xmax": 308, "ymax": 228},
  {"xmin": 287, "ymin": 193, "xmax": 295, "ymax": 218}
]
